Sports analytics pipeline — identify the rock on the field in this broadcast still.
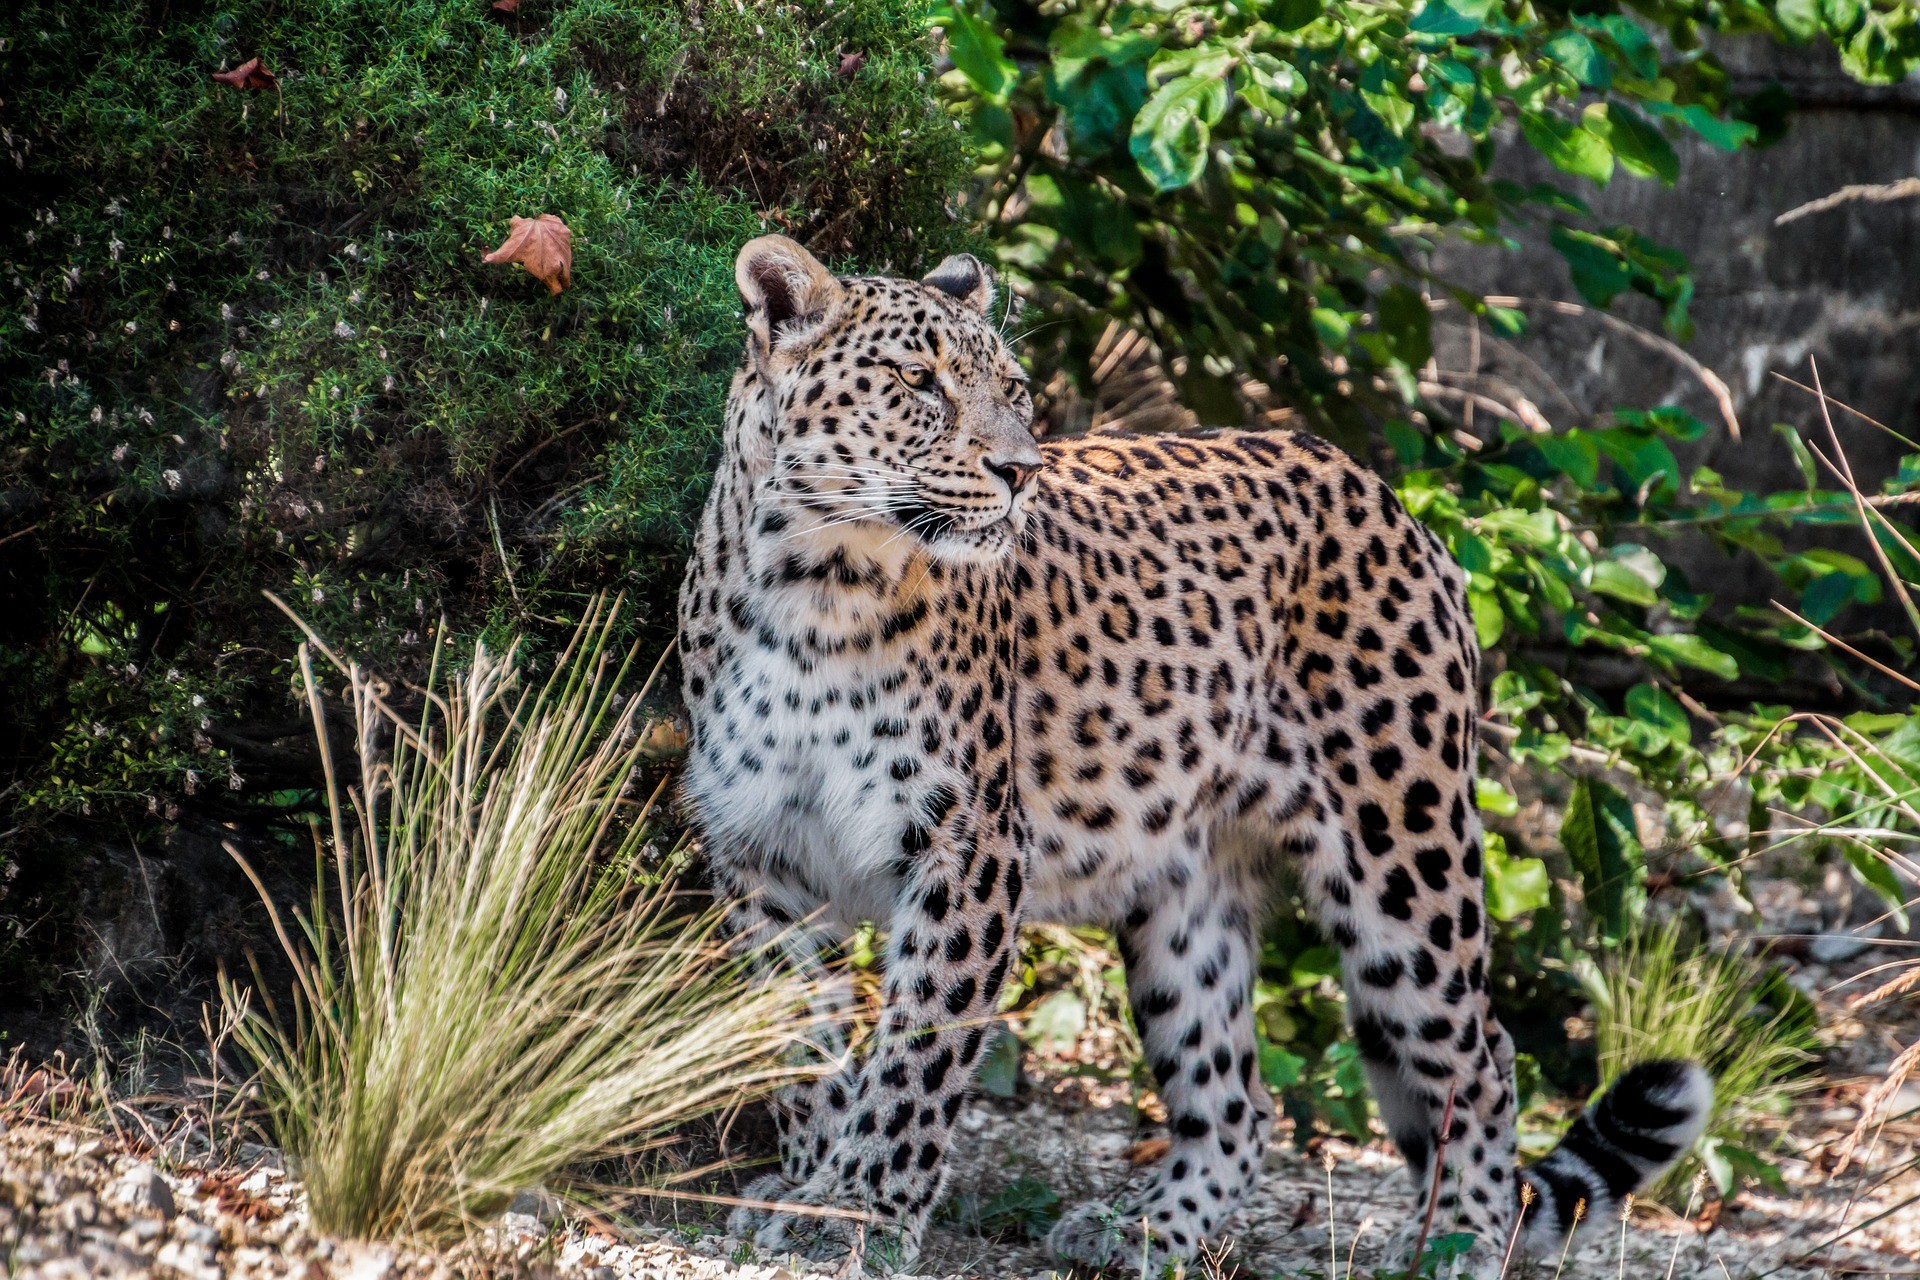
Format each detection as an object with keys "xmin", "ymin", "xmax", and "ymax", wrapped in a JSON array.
[
  {"xmin": 108, "ymin": 1163, "xmax": 176, "ymax": 1218},
  {"xmin": 508, "ymin": 1185, "xmax": 564, "ymax": 1224},
  {"xmin": 337, "ymin": 1242, "xmax": 395, "ymax": 1280},
  {"xmin": 240, "ymin": 1168, "xmax": 273, "ymax": 1195},
  {"xmin": 1811, "ymin": 932, "xmax": 1873, "ymax": 963}
]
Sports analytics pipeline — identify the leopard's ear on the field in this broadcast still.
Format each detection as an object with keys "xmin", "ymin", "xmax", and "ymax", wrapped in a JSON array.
[
  {"xmin": 922, "ymin": 253, "xmax": 994, "ymax": 315},
  {"xmin": 736, "ymin": 235, "xmax": 842, "ymax": 357}
]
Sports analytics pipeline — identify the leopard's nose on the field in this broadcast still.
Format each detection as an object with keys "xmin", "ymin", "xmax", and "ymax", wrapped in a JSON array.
[{"xmin": 984, "ymin": 453, "xmax": 1042, "ymax": 496}]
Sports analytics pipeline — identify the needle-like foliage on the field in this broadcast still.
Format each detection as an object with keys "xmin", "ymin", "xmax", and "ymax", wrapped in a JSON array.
[{"xmin": 222, "ymin": 598, "xmax": 809, "ymax": 1243}]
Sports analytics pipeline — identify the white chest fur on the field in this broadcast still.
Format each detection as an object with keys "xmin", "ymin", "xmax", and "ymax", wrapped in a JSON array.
[{"xmin": 684, "ymin": 614, "xmax": 964, "ymax": 931}]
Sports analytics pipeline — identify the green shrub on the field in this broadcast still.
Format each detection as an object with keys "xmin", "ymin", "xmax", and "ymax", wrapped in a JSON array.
[
  {"xmin": 223, "ymin": 598, "xmax": 810, "ymax": 1242},
  {"xmin": 0, "ymin": 0, "xmax": 971, "ymax": 980}
]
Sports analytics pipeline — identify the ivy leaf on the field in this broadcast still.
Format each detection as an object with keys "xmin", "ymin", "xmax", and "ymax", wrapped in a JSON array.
[
  {"xmin": 1643, "ymin": 101, "xmax": 1758, "ymax": 151},
  {"xmin": 482, "ymin": 214, "xmax": 574, "ymax": 294},
  {"xmin": 1521, "ymin": 109, "xmax": 1615, "ymax": 184},
  {"xmin": 1624, "ymin": 682, "xmax": 1690, "ymax": 744},
  {"xmin": 1590, "ymin": 545, "xmax": 1666, "ymax": 606},
  {"xmin": 1601, "ymin": 103, "xmax": 1679, "ymax": 184},
  {"xmin": 1844, "ymin": 843, "xmax": 1910, "ymax": 927},
  {"xmin": 1377, "ymin": 284, "xmax": 1434, "ymax": 368},
  {"xmin": 1259, "ymin": 1041, "xmax": 1306, "ymax": 1088},
  {"xmin": 1544, "ymin": 31, "xmax": 1611, "ymax": 88},
  {"xmin": 1647, "ymin": 633, "xmax": 1740, "ymax": 680},
  {"xmin": 1559, "ymin": 777, "xmax": 1647, "ymax": 944},
  {"xmin": 1131, "ymin": 70, "xmax": 1232, "ymax": 190},
  {"xmin": 935, "ymin": 2, "xmax": 1018, "ymax": 103},
  {"xmin": 1485, "ymin": 834, "xmax": 1552, "ymax": 920}
]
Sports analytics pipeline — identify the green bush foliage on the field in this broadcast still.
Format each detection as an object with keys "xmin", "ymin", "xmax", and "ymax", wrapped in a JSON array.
[{"xmin": 0, "ymin": 0, "xmax": 971, "ymax": 964}]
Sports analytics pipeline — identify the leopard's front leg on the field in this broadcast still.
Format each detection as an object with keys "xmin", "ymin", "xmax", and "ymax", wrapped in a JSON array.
[{"xmin": 753, "ymin": 811, "xmax": 1023, "ymax": 1268}]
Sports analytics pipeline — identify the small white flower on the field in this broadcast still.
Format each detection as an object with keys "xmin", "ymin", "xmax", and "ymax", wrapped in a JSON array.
[
  {"xmin": 344, "ymin": 242, "xmax": 361, "ymax": 259},
  {"xmin": 554, "ymin": 86, "xmax": 568, "ymax": 111},
  {"xmin": 221, "ymin": 303, "xmax": 234, "ymax": 321},
  {"xmin": 90, "ymin": 405, "xmax": 104, "ymax": 424},
  {"xmin": 166, "ymin": 668, "xmax": 181, "ymax": 682},
  {"xmin": 312, "ymin": 587, "xmax": 325, "ymax": 604},
  {"xmin": 162, "ymin": 468, "xmax": 182, "ymax": 490},
  {"xmin": 334, "ymin": 319, "xmax": 356, "ymax": 339},
  {"xmin": 123, "ymin": 319, "xmax": 137, "ymax": 333},
  {"xmin": 112, "ymin": 443, "xmax": 129, "ymax": 462},
  {"xmin": 109, "ymin": 236, "xmax": 123, "ymax": 261},
  {"xmin": 190, "ymin": 694, "xmax": 205, "ymax": 707}
]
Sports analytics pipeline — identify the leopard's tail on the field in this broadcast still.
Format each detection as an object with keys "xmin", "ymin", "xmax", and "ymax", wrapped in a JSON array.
[{"xmin": 1517, "ymin": 1059, "xmax": 1714, "ymax": 1251}]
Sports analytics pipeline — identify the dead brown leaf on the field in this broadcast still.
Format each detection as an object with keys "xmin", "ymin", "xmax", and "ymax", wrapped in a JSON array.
[
  {"xmin": 837, "ymin": 50, "xmax": 866, "ymax": 78},
  {"xmin": 483, "ymin": 214, "xmax": 573, "ymax": 295},
  {"xmin": 212, "ymin": 58, "xmax": 278, "ymax": 91},
  {"xmin": 1126, "ymin": 1136, "xmax": 1171, "ymax": 1166},
  {"xmin": 492, "ymin": 0, "xmax": 520, "ymax": 11}
]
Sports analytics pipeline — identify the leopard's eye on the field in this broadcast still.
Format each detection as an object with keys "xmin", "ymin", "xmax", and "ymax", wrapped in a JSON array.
[
  {"xmin": 898, "ymin": 365, "xmax": 934, "ymax": 390},
  {"xmin": 1003, "ymin": 378, "xmax": 1027, "ymax": 400}
]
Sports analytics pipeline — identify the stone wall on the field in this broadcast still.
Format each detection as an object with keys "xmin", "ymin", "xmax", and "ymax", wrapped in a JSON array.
[{"xmin": 1430, "ymin": 38, "xmax": 1920, "ymax": 501}]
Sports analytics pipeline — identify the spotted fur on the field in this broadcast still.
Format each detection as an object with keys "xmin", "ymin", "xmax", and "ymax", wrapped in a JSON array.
[{"xmin": 677, "ymin": 237, "xmax": 1710, "ymax": 1273}]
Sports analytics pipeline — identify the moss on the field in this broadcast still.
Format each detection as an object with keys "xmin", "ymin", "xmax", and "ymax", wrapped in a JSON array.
[{"xmin": 0, "ymin": 0, "xmax": 972, "ymax": 964}]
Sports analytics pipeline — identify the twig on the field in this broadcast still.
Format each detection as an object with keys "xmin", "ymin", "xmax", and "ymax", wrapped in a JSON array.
[
  {"xmin": 1408, "ymin": 1084, "xmax": 1458, "ymax": 1274},
  {"xmin": 1776, "ymin": 178, "xmax": 1920, "ymax": 226}
]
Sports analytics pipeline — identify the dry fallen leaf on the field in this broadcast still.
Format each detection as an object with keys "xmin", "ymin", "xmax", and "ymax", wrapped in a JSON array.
[
  {"xmin": 837, "ymin": 50, "xmax": 866, "ymax": 78},
  {"xmin": 212, "ymin": 58, "xmax": 278, "ymax": 91},
  {"xmin": 1126, "ymin": 1136, "xmax": 1171, "ymax": 1165},
  {"xmin": 482, "ymin": 214, "xmax": 573, "ymax": 295},
  {"xmin": 492, "ymin": 0, "xmax": 520, "ymax": 11}
]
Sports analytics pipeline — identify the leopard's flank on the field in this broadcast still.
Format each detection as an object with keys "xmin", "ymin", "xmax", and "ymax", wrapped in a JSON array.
[{"xmin": 677, "ymin": 236, "xmax": 1712, "ymax": 1274}]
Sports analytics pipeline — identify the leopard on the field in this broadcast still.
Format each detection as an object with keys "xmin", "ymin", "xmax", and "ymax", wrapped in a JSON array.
[{"xmin": 676, "ymin": 234, "xmax": 1712, "ymax": 1276}]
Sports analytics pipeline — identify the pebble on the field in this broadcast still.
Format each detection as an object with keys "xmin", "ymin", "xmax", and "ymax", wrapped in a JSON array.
[{"xmin": 108, "ymin": 1162, "xmax": 177, "ymax": 1218}]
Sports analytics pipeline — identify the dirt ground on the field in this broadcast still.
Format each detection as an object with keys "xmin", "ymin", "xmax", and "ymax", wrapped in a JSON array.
[{"xmin": 4, "ymin": 1038, "xmax": 1915, "ymax": 1280}]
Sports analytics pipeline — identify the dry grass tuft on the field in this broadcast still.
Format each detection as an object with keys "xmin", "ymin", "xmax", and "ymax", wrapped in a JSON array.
[{"xmin": 221, "ymin": 596, "xmax": 811, "ymax": 1244}]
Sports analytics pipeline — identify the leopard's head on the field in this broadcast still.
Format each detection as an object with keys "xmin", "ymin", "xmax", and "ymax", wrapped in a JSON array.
[{"xmin": 732, "ymin": 235, "xmax": 1041, "ymax": 565}]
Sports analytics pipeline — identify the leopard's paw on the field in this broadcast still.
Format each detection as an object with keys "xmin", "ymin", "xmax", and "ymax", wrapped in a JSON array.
[
  {"xmin": 753, "ymin": 1197, "xmax": 916, "ymax": 1273},
  {"xmin": 727, "ymin": 1172, "xmax": 799, "ymax": 1241},
  {"xmin": 1048, "ymin": 1201, "xmax": 1163, "ymax": 1271}
]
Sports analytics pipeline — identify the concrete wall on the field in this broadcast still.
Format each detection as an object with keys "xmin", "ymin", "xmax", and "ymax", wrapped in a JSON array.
[{"xmin": 1429, "ymin": 39, "xmax": 1920, "ymax": 499}]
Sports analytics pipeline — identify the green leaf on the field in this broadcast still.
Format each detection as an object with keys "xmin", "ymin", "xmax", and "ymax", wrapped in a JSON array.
[
  {"xmin": 935, "ymin": 2, "xmax": 1018, "ymax": 103},
  {"xmin": 1843, "ymin": 842, "xmax": 1910, "ymax": 928},
  {"xmin": 1377, "ymin": 284, "xmax": 1433, "ymax": 368},
  {"xmin": 1485, "ymin": 832, "xmax": 1552, "ymax": 920},
  {"xmin": 1800, "ymin": 571, "xmax": 1856, "ymax": 626},
  {"xmin": 1550, "ymin": 224, "xmax": 1632, "ymax": 307},
  {"xmin": 1601, "ymin": 103, "xmax": 1678, "ymax": 184},
  {"xmin": 1408, "ymin": 0, "xmax": 1481, "ymax": 37},
  {"xmin": 1521, "ymin": 109, "xmax": 1614, "ymax": 184},
  {"xmin": 1624, "ymin": 682, "xmax": 1690, "ymax": 745},
  {"xmin": 1700, "ymin": 1135, "xmax": 1735, "ymax": 1196},
  {"xmin": 1559, "ymin": 777, "xmax": 1647, "ymax": 944},
  {"xmin": 1469, "ymin": 587, "xmax": 1506, "ymax": 648},
  {"xmin": 1777, "ymin": 0, "xmax": 1822, "ymax": 41},
  {"xmin": 1475, "ymin": 776, "xmax": 1519, "ymax": 816},
  {"xmin": 1590, "ymin": 545, "xmax": 1666, "ymax": 606},
  {"xmin": 1544, "ymin": 31, "xmax": 1610, "ymax": 88},
  {"xmin": 1022, "ymin": 989, "xmax": 1086, "ymax": 1048},
  {"xmin": 1647, "ymin": 633, "xmax": 1740, "ymax": 680},
  {"xmin": 1130, "ymin": 71, "xmax": 1232, "ymax": 191},
  {"xmin": 1773, "ymin": 422, "xmax": 1821, "ymax": 490},
  {"xmin": 1259, "ymin": 1041, "xmax": 1305, "ymax": 1088},
  {"xmin": 1644, "ymin": 101, "xmax": 1758, "ymax": 151},
  {"xmin": 976, "ymin": 1025, "xmax": 1023, "ymax": 1097}
]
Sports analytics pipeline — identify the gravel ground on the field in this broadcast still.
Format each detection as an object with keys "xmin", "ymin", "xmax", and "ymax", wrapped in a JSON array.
[{"xmin": 6, "ymin": 1064, "xmax": 1915, "ymax": 1280}]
